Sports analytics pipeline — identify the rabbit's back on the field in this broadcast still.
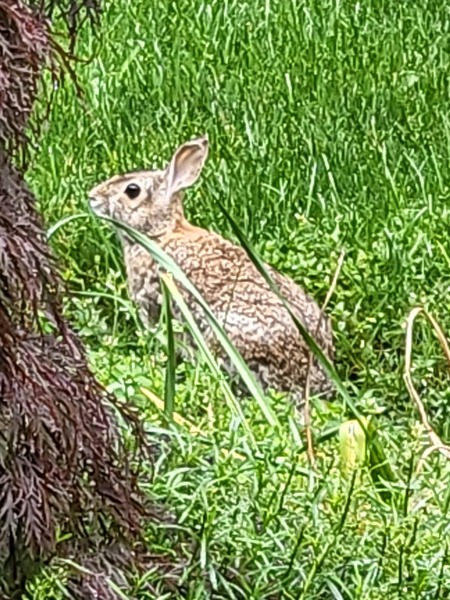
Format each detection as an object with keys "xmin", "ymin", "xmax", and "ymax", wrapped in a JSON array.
[{"xmin": 164, "ymin": 230, "xmax": 332, "ymax": 344}]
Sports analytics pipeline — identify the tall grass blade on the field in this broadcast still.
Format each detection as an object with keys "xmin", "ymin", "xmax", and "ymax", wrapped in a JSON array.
[
  {"xmin": 161, "ymin": 276, "xmax": 176, "ymax": 420},
  {"xmin": 366, "ymin": 417, "xmax": 397, "ymax": 502},
  {"xmin": 217, "ymin": 202, "xmax": 366, "ymax": 425},
  {"xmin": 161, "ymin": 273, "xmax": 254, "ymax": 439},
  {"xmin": 46, "ymin": 212, "xmax": 91, "ymax": 241}
]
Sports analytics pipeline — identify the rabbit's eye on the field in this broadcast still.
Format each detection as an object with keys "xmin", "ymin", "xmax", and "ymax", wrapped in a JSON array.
[{"xmin": 124, "ymin": 183, "xmax": 141, "ymax": 200}]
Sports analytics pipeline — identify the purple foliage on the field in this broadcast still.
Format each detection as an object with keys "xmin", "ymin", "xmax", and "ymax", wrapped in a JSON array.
[{"xmin": 0, "ymin": 2, "xmax": 175, "ymax": 597}]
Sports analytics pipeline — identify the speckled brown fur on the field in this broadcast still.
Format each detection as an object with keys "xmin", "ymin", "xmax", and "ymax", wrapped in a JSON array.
[{"xmin": 88, "ymin": 136, "xmax": 335, "ymax": 406}]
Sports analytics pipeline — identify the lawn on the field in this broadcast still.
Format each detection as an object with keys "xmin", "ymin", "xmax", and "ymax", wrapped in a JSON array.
[{"xmin": 27, "ymin": 0, "xmax": 450, "ymax": 597}]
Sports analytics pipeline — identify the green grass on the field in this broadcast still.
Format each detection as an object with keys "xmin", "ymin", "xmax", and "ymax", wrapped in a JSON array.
[{"xmin": 26, "ymin": 0, "xmax": 450, "ymax": 597}]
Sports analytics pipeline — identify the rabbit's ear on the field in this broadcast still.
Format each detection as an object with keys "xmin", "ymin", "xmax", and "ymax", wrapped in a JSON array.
[{"xmin": 166, "ymin": 136, "xmax": 208, "ymax": 196}]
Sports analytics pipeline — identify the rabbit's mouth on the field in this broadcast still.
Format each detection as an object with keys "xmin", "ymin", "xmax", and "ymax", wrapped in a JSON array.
[{"xmin": 89, "ymin": 197, "xmax": 106, "ymax": 215}]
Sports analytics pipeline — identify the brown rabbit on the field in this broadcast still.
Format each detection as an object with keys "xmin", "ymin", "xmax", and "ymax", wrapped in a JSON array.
[{"xmin": 88, "ymin": 136, "xmax": 335, "ymax": 406}]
